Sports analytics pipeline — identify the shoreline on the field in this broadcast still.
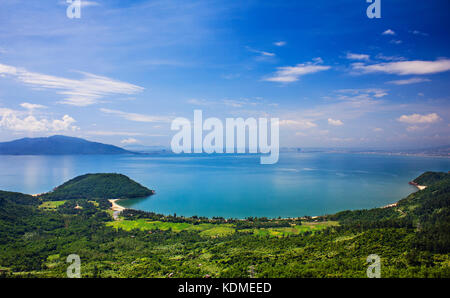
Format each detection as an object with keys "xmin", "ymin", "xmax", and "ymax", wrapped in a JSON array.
[
  {"xmin": 109, "ymin": 199, "xmax": 126, "ymax": 212},
  {"xmin": 107, "ymin": 180, "xmax": 426, "ymax": 221},
  {"xmin": 408, "ymin": 181, "xmax": 427, "ymax": 191}
]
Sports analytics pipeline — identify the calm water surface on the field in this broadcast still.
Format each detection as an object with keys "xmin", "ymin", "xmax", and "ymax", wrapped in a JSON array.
[{"xmin": 0, "ymin": 152, "xmax": 449, "ymax": 218}]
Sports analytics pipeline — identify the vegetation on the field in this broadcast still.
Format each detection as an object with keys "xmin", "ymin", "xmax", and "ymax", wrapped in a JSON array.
[
  {"xmin": 414, "ymin": 171, "xmax": 450, "ymax": 185},
  {"xmin": 0, "ymin": 172, "xmax": 449, "ymax": 278},
  {"xmin": 41, "ymin": 173, "xmax": 154, "ymax": 201}
]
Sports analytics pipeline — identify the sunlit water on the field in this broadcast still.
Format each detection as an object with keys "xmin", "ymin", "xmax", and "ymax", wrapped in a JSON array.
[{"xmin": 0, "ymin": 152, "xmax": 449, "ymax": 218}]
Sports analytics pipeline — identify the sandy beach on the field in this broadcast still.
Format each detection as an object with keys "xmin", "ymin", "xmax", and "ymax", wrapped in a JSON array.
[
  {"xmin": 109, "ymin": 199, "xmax": 126, "ymax": 212},
  {"xmin": 409, "ymin": 181, "xmax": 427, "ymax": 191}
]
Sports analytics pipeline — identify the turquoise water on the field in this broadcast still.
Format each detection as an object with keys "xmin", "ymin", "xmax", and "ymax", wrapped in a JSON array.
[{"xmin": 0, "ymin": 152, "xmax": 449, "ymax": 218}]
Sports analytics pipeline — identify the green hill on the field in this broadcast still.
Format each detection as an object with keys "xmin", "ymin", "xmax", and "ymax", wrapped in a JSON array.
[
  {"xmin": 413, "ymin": 171, "xmax": 450, "ymax": 186},
  {"xmin": 41, "ymin": 173, "xmax": 154, "ymax": 200}
]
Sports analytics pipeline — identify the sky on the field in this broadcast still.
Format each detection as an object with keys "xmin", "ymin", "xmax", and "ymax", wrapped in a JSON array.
[{"xmin": 0, "ymin": 0, "xmax": 449, "ymax": 149}]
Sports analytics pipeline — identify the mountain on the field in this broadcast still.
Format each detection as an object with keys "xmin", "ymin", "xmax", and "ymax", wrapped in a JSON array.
[
  {"xmin": 41, "ymin": 173, "xmax": 155, "ymax": 200},
  {"xmin": 0, "ymin": 135, "xmax": 135, "ymax": 155},
  {"xmin": 122, "ymin": 144, "xmax": 169, "ymax": 153}
]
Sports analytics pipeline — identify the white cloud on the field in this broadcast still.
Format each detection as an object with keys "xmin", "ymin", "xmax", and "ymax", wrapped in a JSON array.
[
  {"xmin": 100, "ymin": 108, "xmax": 171, "ymax": 123},
  {"xmin": 86, "ymin": 131, "xmax": 144, "ymax": 136},
  {"xmin": 406, "ymin": 125, "xmax": 422, "ymax": 132},
  {"xmin": 352, "ymin": 59, "xmax": 450, "ymax": 75},
  {"xmin": 187, "ymin": 98, "xmax": 211, "ymax": 106},
  {"xmin": 264, "ymin": 60, "xmax": 330, "ymax": 83},
  {"xmin": 279, "ymin": 119, "xmax": 317, "ymax": 129},
  {"xmin": 336, "ymin": 88, "xmax": 388, "ymax": 101},
  {"xmin": 410, "ymin": 30, "xmax": 428, "ymax": 36},
  {"xmin": 246, "ymin": 47, "xmax": 275, "ymax": 57},
  {"xmin": 373, "ymin": 128, "xmax": 383, "ymax": 132},
  {"xmin": 397, "ymin": 113, "xmax": 441, "ymax": 124},
  {"xmin": 328, "ymin": 118, "xmax": 343, "ymax": 126},
  {"xmin": 312, "ymin": 57, "xmax": 323, "ymax": 64},
  {"xmin": 20, "ymin": 102, "xmax": 46, "ymax": 110},
  {"xmin": 387, "ymin": 77, "xmax": 431, "ymax": 85},
  {"xmin": 274, "ymin": 41, "xmax": 286, "ymax": 47},
  {"xmin": 346, "ymin": 53, "xmax": 370, "ymax": 61},
  {"xmin": 121, "ymin": 138, "xmax": 139, "ymax": 144},
  {"xmin": 382, "ymin": 29, "xmax": 395, "ymax": 35},
  {"xmin": 376, "ymin": 54, "xmax": 406, "ymax": 61},
  {"xmin": 390, "ymin": 40, "xmax": 402, "ymax": 45},
  {"xmin": 0, "ymin": 108, "xmax": 77, "ymax": 132},
  {"xmin": 0, "ymin": 63, "xmax": 144, "ymax": 106}
]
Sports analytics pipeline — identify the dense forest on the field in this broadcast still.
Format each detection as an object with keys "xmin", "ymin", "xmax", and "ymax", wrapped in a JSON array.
[
  {"xmin": 0, "ymin": 172, "xmax": 449, "ymax": 278},
  {"xmin": 41, "ymin": 173, "xmax": 154, "ymax": 201}
]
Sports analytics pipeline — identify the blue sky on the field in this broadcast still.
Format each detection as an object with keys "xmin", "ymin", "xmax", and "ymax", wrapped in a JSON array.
[{"xmin": 0, "ymin": 0, "xmax": 449, "ymax": 149}]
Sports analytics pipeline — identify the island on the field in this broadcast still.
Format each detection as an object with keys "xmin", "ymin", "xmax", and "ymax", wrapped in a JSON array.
[{"xmin": 41, "ymin": 173, "xmax": 155, "ymax": 201}]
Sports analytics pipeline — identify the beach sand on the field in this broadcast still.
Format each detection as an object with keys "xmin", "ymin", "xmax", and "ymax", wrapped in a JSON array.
[{"xmin": 109, "ymin": 199, "xmax": 125, "ymax": 212}]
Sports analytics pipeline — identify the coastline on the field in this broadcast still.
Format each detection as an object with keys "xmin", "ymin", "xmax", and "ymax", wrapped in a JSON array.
[
  {"xmin": 409, "ymin": 181, "xmax": 427, "ymax": 191},
  {"xmin": 107, "ymin": 180, "xmax": 426, "ymax": 220},
  {"xmin": 109, "ymin": 199, "xmax": 126, "ymax": 212}
]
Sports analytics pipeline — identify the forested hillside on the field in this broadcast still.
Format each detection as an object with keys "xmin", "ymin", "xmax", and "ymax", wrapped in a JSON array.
[
  {"xmin": 0, "ymin": 172, "xmax": 448, "ymax": 278},
  {"xmin": 42, "ymin": 173, "xmax": 154, "ymax": 200}
]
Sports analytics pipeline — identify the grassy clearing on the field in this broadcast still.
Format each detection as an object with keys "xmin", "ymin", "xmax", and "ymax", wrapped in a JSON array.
[
  {"xmin": 105, "ymin": 219, "xmax": 338, "ymax": 238},
  {"xmin": 106, "ymin": 219, "xmax": 234, "ymax": 236},
  {"xmin": 239, "ymin": 221, "xmax": 339, "ymax": 237},
  {"xmin": 38, "ymin": 200, "xmax": 66, "ymax": 211}
]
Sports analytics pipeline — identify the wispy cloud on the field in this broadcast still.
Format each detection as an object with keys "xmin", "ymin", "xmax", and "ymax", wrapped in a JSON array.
[
  {"xmin": 375, "ymin": 54, "xmax": 406, "ymax": 61},
  {"xmin": 336, "ymin": 88, "xmax": 388, "ymax": 100},
  {"xmin": 382, "ymin": 29, "xmax": 396, "ymax": 35},
  {"xmin": 398, "ymin": 113, "xmax": 441, "ymax": 124},
  {"xmin": 274, "ymin": 41, "xmax": 286, "ymax": 47},
  {"xmin": 246, "ymin": 46, "xmax": 275, "ymax": 57},
  {"xmin": 328, "ymin": 118, "xmax": 344, "ymax": 126},
  {"xmin": 346, "ymin": 53, "xmax": 370, "ymax": 61},
  {"xmin": 387, "ymin": 77, "xmax": 431, "ymax": 85},
  {"xmin": 410, "ymin": 30, "xmax": 428, "ymax": 36},
  {"xmin": 279, "ymin": 119, "xmax": 317, "ymax": 129},
  {"xmin": 0, "ymin": 63, "xmax": 144, "ymax": 106},
  {"xmin": 86, "ymin": 131, "xmax": 145, "ymax": 136},
  {"xmin": 100, "ymin": 108, "xmax": 171, "ymax": 123},
  {"xmin": 121, "ymin": 138, "xmax": 139, "ymax": 144},
  {"xmin": 352, "ymin": 59, "xmax": 450, "ymax": 75},
  {"xmin": 264, "ymin": 60, "xmax": 330, "ymax": 83},
  {"xmin": 390, "ymin": 39, "xmax": 402, "ymax": 45},
  {"xmin": 20, "ymin": 102, "xmax": 46, "ymax": 110}
]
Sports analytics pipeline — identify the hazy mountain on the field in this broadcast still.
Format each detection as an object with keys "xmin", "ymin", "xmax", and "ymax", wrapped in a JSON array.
[{"xmin": 0, "ymin": 135, "xmax": 135, "ymax": 155}]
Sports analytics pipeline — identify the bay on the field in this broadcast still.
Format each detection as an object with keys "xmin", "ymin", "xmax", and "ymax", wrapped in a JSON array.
[{"xmin": 0, "ymin": 152, "xmax": 449, "ymax": 218}]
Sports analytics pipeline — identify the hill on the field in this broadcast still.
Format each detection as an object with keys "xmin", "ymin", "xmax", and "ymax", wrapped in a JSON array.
[
  {"xmin": 41, "ymin": 173, "xmax": 154, "ymax": 200},
  {"xmin": 413, "ymin": 171, "xmax": 450, "ymax": 186},
  {"xmin": 0, "ymin": 135, "xmax": 134, "ymax": 155}
]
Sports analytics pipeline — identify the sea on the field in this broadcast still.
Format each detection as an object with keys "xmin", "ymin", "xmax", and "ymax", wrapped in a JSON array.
[{"xmin": 0, "ymin": 152, "xmax": 449, "ymax": 218}]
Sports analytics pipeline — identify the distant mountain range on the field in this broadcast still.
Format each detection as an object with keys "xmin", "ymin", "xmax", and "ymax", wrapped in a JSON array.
[{"xmin": 0, "ymin": 135, "xmax": 135, "ymax": 155}]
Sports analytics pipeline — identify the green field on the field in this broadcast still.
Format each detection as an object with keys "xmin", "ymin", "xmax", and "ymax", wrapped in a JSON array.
[
  {"xmin": 239, "ymin": 221, "xmax": 339, "ymax": 237},
  {"xmin": 106, "ymin": 219, "xmax": 235, "ymax": 236},
  {"xmin": 105, "ymin": 219, "xmax": 338, "ymax": 238},
  {"xmin": 38, "ymin": 200, "xmax": 66, "ymax": 211}
]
